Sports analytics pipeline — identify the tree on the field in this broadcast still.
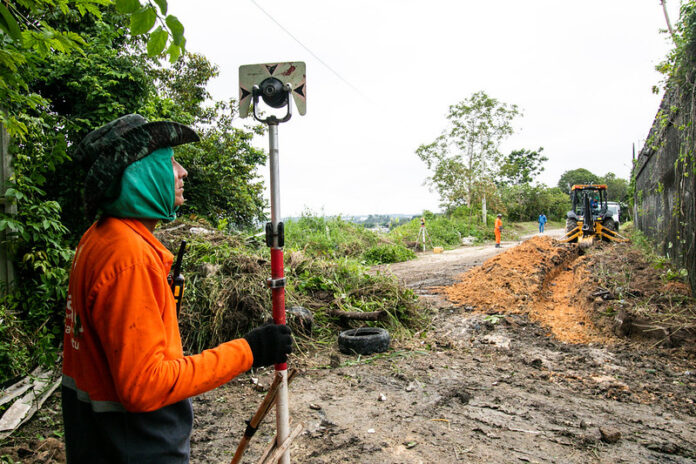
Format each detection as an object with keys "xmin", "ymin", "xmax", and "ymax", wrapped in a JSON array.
[
  {"xmin": 146, "ymin": 53, "xmax": 268, "ymax": 230},
  {"xmin": 0, "ymin": 7, "xmax": 163, "ymax": 380},
  {"xmin": 27, "ymin": 8, "xmax": 159, "ymax": 239},
  {"xmin": 599, "ymin": 172, "xmax": 629, "ymax": 203},
  {"xmin": 500, "ymin": 184, "xmax": 570, "ymax": 222},
  {"xmin": 0, "ymin": 0, "xmax": 189, "ymax": 138},
  {"xmin": 175, "ymin": 101, "xmax": 267, "ymax": 230},
  {"xmin": 497, "ymin": 147, "xmax": 547, "ymax": 186},
  {"xmin": 557, "ymin": 168, "xmax": 600, "ymax": 192},
  {"xmin": 416, "ymin": 91, "xmax": 520, "ymax": 210}
]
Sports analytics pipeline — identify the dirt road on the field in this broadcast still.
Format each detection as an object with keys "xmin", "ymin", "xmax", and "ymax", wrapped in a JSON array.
[{"xmin": 190, "ymin": 234, "xmax": 696, "ymax": 464}]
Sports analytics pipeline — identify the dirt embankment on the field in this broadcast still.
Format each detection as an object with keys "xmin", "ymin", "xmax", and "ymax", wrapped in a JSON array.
[
  {"xmin": 441, "ymin": 235, "xmax": 695, "ymax": 348},
  {"xmin": 442, "ymin": 236, "xmax": 607, "ymax": 344}
]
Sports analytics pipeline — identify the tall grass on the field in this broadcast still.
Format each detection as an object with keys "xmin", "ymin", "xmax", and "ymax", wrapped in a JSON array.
[{"xmin": 284, "ymin": 213, "xmax": 414, "ymax": 264}]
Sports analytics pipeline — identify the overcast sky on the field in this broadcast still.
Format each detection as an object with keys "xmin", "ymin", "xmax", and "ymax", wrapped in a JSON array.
[{"xmin": 168, "ymin": 0, "xmax": 680, "ymax": 217}]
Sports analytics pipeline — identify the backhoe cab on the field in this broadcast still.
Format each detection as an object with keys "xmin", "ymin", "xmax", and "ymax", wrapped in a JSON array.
[{"xmin": 560, "ymin": 184, "xmax": 628, "ymax": 243}]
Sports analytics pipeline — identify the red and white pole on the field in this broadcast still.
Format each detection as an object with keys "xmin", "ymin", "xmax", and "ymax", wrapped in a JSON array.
[{"xmin": 267, "ymin": 122, "xmax": 290, "ymax": 464}]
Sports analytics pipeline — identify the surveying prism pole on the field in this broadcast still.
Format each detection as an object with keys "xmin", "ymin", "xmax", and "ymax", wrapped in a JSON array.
[
  {"xmin": 267, "ymin": 119, "xmax": 291, "ymax": 464},
  {"xmin": 239, "ymin": 62, "xmax": 306, "ymax": 464}
]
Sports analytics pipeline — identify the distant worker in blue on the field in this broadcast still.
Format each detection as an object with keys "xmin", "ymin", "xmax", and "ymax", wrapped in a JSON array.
[{"xmin": 538, "ymin": 213, "xmax": 547, "ymax": 234}]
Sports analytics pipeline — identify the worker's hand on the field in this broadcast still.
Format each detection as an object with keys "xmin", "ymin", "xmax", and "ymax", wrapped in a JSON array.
[{"xmin": 244, "ymin": 324, "xmax": 293, "ymax": 368}]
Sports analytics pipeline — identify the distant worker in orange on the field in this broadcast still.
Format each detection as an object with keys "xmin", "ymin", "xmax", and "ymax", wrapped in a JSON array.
[{"xmin": 494, "ymin": 213, "xmax": 503, "ymax": 248}]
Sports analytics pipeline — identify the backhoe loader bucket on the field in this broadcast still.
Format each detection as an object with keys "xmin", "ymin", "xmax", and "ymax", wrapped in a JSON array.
[
  {"xmin": 595, "ymin": 222, "xmax": 629, "ymax": 243},
  {"xmin": 560, "ymin": 225, "xmax": 582, "ymax": 243},
  {"xmin": 559, "ymin": 222, "xmax": 629, "ymax": 244}
]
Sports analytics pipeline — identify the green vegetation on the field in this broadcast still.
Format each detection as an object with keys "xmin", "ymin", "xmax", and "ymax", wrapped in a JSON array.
[
  {"xmin": 155, "ymin": 219, "xmax": 425, "ymax": 355},
  {"xmin": 1, "ymin": 0, "xmax": 188, "ymax": 139},
  {"xmin": 361, "ymin": 244, "xmax": 416, "ymax": 265},
  {"xmin": 0, "ymin": 6, "xmax": 266, "ymax": 383},
  {"xmin": 624, "ymin": 223, "xmax": 689, "ymax": 283},
  {"xmin": 284, "ymin": 213, "xmax": 380, "ymax": 259},
  {"xmin": 416, "ymin": 92, "xmax": 629, "ymax": 224}
]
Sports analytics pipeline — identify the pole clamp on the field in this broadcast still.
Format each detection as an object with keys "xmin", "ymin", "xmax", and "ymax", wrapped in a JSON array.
[
  {"xmin": 266, "ymin": 277, "xmax": 286, "ymax": 289},
  {"xmin": 265, "ymin": 221, "xmax": 285, "ymax": 247},
  {"xmin": 243, "ymin": 420, "xmax": 258, "ymax": 438}
]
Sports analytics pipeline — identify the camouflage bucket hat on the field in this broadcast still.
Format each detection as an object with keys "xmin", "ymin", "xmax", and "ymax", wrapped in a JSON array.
[{"xmin": 75, "ymin": 114, "xmax": 199, "ymax": 219}]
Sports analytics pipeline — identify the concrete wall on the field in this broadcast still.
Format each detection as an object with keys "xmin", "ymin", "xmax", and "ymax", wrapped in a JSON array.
[{"xmin": 633, "ymin": 88, "xmax": 696, "ymax": 291}]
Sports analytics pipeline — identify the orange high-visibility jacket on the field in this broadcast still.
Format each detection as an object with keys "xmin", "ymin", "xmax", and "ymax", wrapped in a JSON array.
[
  {"xmin": 494, "ymin": 217, "xmax": 502, "ymax": 232},
  {"xmin": 62, "ymin": 217, "xmax": 253, "ymax": 413}
]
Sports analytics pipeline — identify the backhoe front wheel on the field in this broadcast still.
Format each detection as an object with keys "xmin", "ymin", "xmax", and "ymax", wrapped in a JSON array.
[{"xmin": 565, "ymin": 218, "xmax": 578, "ymax": 243}]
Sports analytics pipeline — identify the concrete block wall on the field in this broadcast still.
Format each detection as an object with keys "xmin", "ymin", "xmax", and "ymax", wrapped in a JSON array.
[{"xmin": 634, "ymin": 88, "xmax": 696, "ymax": 291}]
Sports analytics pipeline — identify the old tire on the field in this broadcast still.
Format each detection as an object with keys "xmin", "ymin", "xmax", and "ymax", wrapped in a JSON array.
[
  {"xmin": 338, "ymin": 327, "xmax": 390, "ymax": 355},
  {"xmin": 565, "ymin": 218, "xmax": 578, "ymax": 243}
]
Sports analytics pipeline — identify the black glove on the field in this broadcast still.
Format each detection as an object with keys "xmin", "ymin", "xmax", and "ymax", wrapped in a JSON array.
[{"xmin": 244, "ymin": 324, "xmax": 293, "ymax": 368}]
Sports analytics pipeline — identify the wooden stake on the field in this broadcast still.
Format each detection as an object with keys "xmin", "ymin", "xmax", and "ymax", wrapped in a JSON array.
[
  {"xmin": 230, "ymin": 369, "xmax": 298, "ymax": 464},
  {"xmin": 257, "ymin": 424, "xmax": 304, "ymax": 464}
]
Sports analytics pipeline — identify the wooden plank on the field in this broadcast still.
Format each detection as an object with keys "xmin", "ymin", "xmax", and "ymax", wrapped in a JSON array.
[
  {"xmin": 0, "ymin": 366, "xmax": 44, "ymax": 407},
  {"xmin": 0, "ymin": 369, "xmax": 58, "ymax": 439}
]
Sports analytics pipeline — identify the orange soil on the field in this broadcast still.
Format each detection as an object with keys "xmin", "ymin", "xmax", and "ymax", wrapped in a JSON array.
[{"xmin": 443, "ymin": 235, "xmax": 612, "ymax": 344}]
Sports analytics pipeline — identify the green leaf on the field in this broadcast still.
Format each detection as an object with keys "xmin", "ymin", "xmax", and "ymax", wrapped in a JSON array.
[
  {"xmin": 130, "ymin": 6, "xmax": 157, "ymax": 35},
  {"xmin": 0, "ymin": 4, "xmax": 22, "ymax": 41},
  {"xmin": 147, "ymin": 27, "xmax": 168, "ymax": 56},
  {"xmin": 166, "ymin": 42, "xmax": 181, "ymax": 63},
  {"xmin": 153, "ymin": 0, "xmax": 168, "ymax": 15},
  {"xmin": 165, "ymin": 14, "xmax": 184, "ymax": 45},
  {"xmin": 115, "ymin": 0, "xmax": 141, "ymax": 14}
]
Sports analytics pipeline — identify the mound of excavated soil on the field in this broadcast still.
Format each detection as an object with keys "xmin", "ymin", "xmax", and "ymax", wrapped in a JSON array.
[{"xmin": 442, "ymin": 235, "xmax": 611, "ymax": 344}]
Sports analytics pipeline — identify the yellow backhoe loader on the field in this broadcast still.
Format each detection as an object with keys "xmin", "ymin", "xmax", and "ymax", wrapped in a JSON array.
[{"xmin": 560, "ymin": 184, "xmax": 629, "ymax": 244}]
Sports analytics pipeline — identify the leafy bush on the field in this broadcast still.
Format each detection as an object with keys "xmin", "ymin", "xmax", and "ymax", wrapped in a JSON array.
[
  {"xmin": 284, "ymin": 213, "xmax": 380, "ymax": 258},
  {"xmin": 0, "ymin": 121, "xmax": 74, "ymax": 381},
  {"xmin": 0, "ymin": 304, "xmax": 31, "ymax": 384},
  {"xmin": 361, "ymin": 244, "xmax": 416, "ymax": 264},
  {"xmin": 288, "ymin": 255, "xmax": 425, "ymax": 339},
  {"xmin": 499, "ymin": 184, "xmax": 570, "ymax": 222}
]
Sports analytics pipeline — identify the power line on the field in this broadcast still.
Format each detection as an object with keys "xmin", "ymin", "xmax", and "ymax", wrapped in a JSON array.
[{"xmin": 248, "ymin": 0, "xmax": 367, "ymax": 99}]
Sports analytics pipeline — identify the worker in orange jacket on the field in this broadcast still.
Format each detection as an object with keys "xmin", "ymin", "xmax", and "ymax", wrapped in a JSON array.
[
  {"xmin": 494, "ymin": 213, "xmax": 503, "ymax": 248},
  {"xmin": 61, "ymin": 115, "xmax": 293, "ymax": 464}
]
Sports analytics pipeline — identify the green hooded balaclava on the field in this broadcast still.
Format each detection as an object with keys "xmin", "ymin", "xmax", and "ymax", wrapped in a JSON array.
[{"xmin": 100, "ymin": 147, "xmax": 178, "ymax": 222}]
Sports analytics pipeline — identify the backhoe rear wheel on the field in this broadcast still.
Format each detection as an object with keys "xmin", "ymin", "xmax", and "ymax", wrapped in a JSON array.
[{"xmin": 565, "ymin": 218, "xmax": 578, "ymax": 243}]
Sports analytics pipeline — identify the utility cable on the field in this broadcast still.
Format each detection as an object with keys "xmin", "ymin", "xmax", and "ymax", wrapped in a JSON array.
[{"xmin": 248, "ymin": 0, "xmax": 367, "ymax": 100}]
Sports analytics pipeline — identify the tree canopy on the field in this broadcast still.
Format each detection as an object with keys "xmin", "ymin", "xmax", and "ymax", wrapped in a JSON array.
[
  {"xmin": 416, "ymin": 91, "xmax": 520, "ymax": 210},
  {"xmin": 0, "ymin": 0, "xmax": 187, "ymax": 139},
  {"xmin": 0, "ymin": 5, "xmax": 268, "ymax": 382},
  {"xmin": 556, "ymin": 168, "xmax": 629, "ymax": 203},
  {"xmin": 556, "ymin": 168, "xmax": 600, "ymax": 192},
  {"xmin": 497, "ymin": 147, "xmax": 547, "ymax": 187}
]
